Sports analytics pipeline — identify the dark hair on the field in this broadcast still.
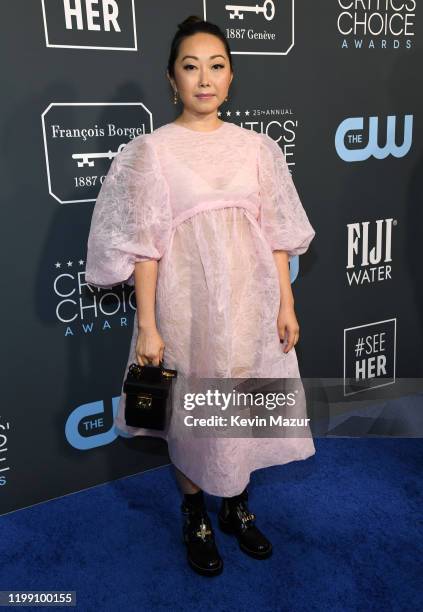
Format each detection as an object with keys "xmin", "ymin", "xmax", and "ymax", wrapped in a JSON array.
[{"xmin": 167, "ymin": 15, "xmax": 233, "ymax": 79}]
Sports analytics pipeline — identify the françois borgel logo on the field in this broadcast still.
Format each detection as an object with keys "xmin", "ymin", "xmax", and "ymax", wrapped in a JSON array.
[
  {"xmin": 346, "ymin": 218, "xmax": 396, "ymax": 286},
  {"xmin": 41, "ymin": 102, "xmax": 152, "ymax": 203},
  {"xmin": 41, "ymin": 0, "xmax": 137, "ymax": 51},
  {"xmin": 335, "ymin": 115, "xmax": 413, "ymax": 162},
  {"xmin": 336, "ymin": 0, "xmax": 416, "ymax": 50},
  {"xmin": 203, "ymin": 0, "xmax": 294, "ymax": 55},
  {"xmin": 344, "ymin": 319, "xmax": 396, "ymax": 396}
]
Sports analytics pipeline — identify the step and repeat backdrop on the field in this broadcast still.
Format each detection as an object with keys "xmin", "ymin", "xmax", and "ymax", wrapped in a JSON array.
[{"xmin": 1, "ymin": 1, "xmax": 422, "ymax": 515}]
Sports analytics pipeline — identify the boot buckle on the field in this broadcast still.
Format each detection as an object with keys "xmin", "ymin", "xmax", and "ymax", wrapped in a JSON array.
[
  {"xmin": 196, "ymin": 518, "xmax": 212, "ymax": 542},
  {"xmin": 236, "ymin": 506, "xmax": 256, "ymax": 529}
]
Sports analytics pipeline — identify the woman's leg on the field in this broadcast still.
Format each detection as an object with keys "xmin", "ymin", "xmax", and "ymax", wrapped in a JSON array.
[
  {"xmin": 172, "ymin": 464, "xmax": 201, "ymax": 494},
  {"xmin": 172, "ymin": 463, "xmax": 223, "ymax": 576},
  {"xmin": 218, "ymin": 485, "xmax": 273, "ymax": 559}
]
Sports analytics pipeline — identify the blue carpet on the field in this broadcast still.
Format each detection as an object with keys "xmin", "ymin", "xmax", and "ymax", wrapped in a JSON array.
[{"xmin": 0, "ymin": 439, "xmax": 421, "ymax": 611}]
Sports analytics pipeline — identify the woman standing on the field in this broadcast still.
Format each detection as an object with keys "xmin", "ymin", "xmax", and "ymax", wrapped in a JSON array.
[{"xmin": 85, "ymin": 16, "xmax": 316, "ymax": 577}]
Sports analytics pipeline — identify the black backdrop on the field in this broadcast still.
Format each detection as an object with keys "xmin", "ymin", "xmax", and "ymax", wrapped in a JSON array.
[{"xmin": 1, "ymin": 0, "xmax": 422, "ymax": 515}]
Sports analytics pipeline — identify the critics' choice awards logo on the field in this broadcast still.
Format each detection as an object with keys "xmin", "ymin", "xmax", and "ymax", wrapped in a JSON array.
[
  {"xmin": 41, "ymin": 0, "xmax": 137, "ymax": 50},
  {"xmin": 344, "ymin": 319, "xmax": 396, "ymax": 396},
  {"xmin": 335, "ymin": 115, "xmax": 413, "ymax": 162},
  {"xmin": 204, "ymin": 0, "xmax": 294, "ymax": 54},
  {"xmin": 41, "ymin": 102, "xmax": 152, "ymax": 203},
  {"xmin": 337, "ymin": 0, "xmax": 416, "ymax": 49},
  {"xmin": 219, "ymin": 104, "xmax": 305, "ymax": 282},
  {"xmin": 53, "ymin": 257, "xmax": 136, "ymax": 336},
  {"xmin": 346, "ymin": 218, "xmax": 395, "ymax": 286},
  {"xmin": 0, "ymin": 417, "xmax": 11, "ymax": 487}
]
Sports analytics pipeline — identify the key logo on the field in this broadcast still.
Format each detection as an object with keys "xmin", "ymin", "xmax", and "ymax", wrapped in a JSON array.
[
  {"xmin": 204, "ymin": 0, "xmax": 294, "ymax": 55},
  {"xmin": 225, "ymin": 0, "xmax": 276, "ymax": 21},
  {"xmin": 41, "ymin": 102, "xmax": 153, "ymax": 203}
]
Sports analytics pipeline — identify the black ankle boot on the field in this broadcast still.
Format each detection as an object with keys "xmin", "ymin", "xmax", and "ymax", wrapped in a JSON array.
[
  {"xmin": 181, "ymin": 490, "xmax": 223, "ymax": 577},
  {"xmin": 217, "ymin": 486, "xmax": 273, "ymax": 559}
]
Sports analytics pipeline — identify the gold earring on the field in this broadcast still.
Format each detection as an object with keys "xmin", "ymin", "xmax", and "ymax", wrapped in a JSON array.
[
  {"xmin": 173, "ymin": 90, "xmax": 178, "ymax": 105},
  {"xmin": 225, "ymin": 96, "xmax": 229, "ymax": 102}
]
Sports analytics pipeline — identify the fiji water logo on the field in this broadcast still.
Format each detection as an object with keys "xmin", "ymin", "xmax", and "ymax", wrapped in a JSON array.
[
  {"xmin": 335, "ymin": 114, "xmax": 413, "ymax": 161},
  {"xmin": 65, "ymin": 396, "xmax": 131, "ymax": 449},
  {"xmin": 346, "ymin": 218, "xmax": 396, "ymax": 286}
]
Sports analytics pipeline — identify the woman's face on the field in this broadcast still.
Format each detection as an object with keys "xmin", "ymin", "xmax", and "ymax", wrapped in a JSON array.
[{"xmin": 167, "ymin": 32, "xmax": 233, "ymax": 118}]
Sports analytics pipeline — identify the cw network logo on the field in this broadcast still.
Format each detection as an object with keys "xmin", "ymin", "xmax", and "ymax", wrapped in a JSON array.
[
  {"xmin": 65, "ymin": 397, "xmax": 131, "ymax": 449},
  {"xmin": 335, "ymin": 114, "xmax": 413, "ymax": 161}
]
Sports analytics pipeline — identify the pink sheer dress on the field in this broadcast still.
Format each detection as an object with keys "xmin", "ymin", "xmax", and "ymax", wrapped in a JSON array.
[{"xmin": 85, "ymin": 121, "xmax": 316, "ymax": 496}]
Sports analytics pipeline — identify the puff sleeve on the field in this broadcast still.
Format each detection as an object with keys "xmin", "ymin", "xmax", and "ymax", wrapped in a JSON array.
[
  {"xmin": 85, "ymin": 135, "xmax": 172, "ymax": 289},
  {"xmin": 257, "ymin": 133, "xmax": 315, "ymax": 258}
]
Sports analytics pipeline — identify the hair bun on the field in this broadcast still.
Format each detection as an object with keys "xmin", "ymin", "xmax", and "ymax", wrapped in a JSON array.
[{"xmin": 178, "ymin": 15, "xmax": 203, "ymax": 30}]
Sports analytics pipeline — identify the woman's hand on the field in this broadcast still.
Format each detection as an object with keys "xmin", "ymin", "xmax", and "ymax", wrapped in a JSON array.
[
  {"xmin": 277, "ymin": 304, "xmax": 300, "ymax": 353},
  {"xmin": 136, "ymin": 325, "xmax": 165, "ymax": 366}
]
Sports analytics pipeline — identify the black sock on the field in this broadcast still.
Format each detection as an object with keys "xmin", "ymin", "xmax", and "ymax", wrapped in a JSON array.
[
  {"xmin": 223, "ymin": 486, "xmax": 249, "ymax": 507},
  {"xmin": 183, "ymin": 489, "xmax": 205, "ymax": 510}
]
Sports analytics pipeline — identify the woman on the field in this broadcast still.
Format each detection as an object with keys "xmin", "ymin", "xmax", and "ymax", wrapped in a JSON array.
[{"xmin": 85, "ymin": 15, "xmax": 316, "ymax": 577}]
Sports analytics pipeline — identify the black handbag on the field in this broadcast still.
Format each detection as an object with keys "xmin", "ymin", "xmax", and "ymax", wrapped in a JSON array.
[{"xmin": 123, "ymin": 361, "xmax": 178, "ymax": 430}]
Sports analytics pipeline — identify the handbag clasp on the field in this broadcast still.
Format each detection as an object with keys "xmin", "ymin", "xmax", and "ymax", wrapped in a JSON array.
[{"xmin": 136, "ymin": 393, "xmax": 153, "ymax": 410}]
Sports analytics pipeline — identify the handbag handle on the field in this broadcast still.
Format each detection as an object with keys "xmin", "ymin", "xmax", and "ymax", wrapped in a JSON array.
[
  {"xmin": 144, "ymin": 360, "xmax": 177, "ymax": 378},
  {"xmin": 128, "ymin": 360, "xmax": 177, "ymax": 380}
]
